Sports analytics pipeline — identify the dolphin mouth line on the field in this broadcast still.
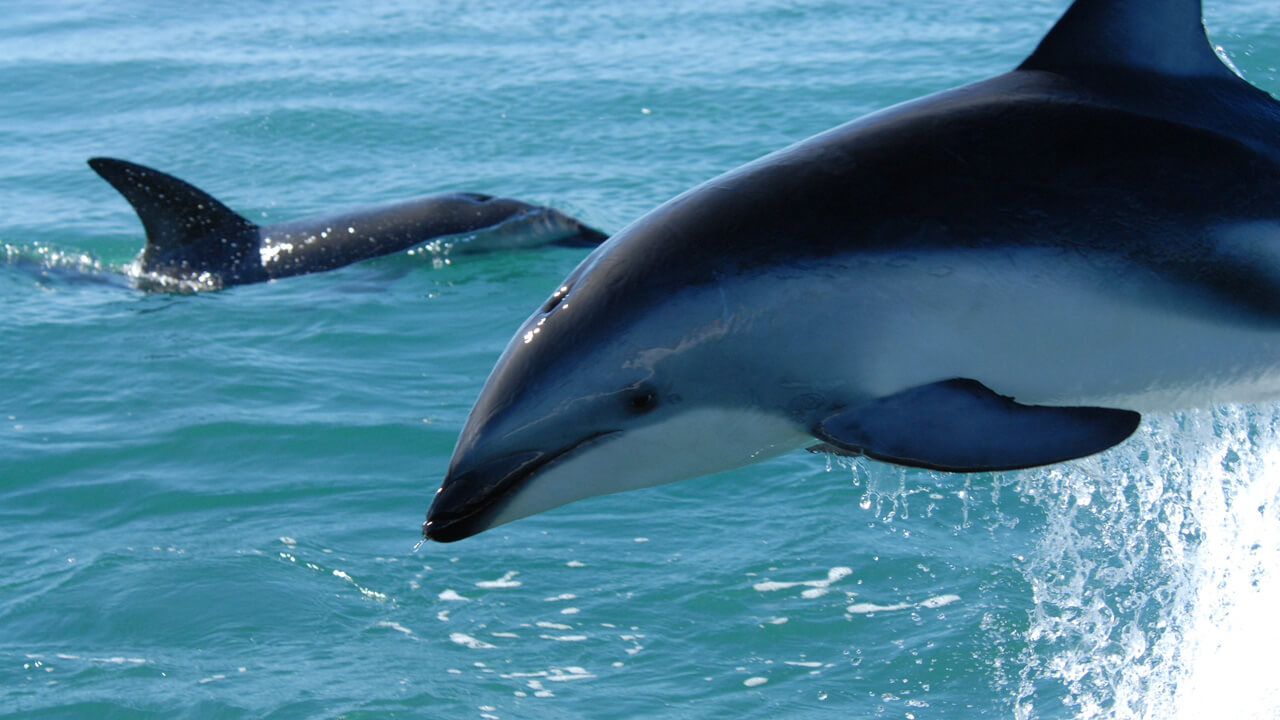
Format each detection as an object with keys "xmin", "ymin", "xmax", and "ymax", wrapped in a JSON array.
[{"xmin": 424, "ymin": 430, "xmax": 620, "ymax": 542}]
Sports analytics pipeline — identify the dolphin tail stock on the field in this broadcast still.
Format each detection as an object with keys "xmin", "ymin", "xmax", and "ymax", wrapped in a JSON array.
[
  {"xmin": 87, "ymin": 157, "xmax": 260, "ymax": 277},
  {"xmin": 552, "ymin": 223, "xmax": 609, "ymax": 248}
]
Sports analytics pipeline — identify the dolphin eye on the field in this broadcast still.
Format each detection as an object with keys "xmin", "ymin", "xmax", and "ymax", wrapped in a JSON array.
[{"xmin": 626, "ymin": 387, "xmax": 659, "ymax": 415}]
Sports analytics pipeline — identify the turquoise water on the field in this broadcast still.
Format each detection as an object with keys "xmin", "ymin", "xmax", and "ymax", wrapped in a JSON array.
[{"xmin": 4, "ymin": 0, "xmax": 1280, "ymax": 717}]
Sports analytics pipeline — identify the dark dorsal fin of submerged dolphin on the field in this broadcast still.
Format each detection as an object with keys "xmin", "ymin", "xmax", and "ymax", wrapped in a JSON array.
[
  {"xmin": 88, "ymin": 157, "xmax": 260, "ymax": 284},
  {"xmin": 88, "ymin": 157, "xmax": 607, "ymax": 291},
  {"xmin": 422, "ymin": 0, "xmax": 1280, "ymax": 542}
]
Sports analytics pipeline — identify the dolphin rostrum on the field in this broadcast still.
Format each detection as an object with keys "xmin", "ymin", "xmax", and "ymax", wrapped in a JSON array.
[
  {"xmin": 88, "ymin": 157, "xmax": 606, "ymax": 291},
  {"xmin": 424, "ymin": 0, "xmax": 1280, "ymax": 542}
]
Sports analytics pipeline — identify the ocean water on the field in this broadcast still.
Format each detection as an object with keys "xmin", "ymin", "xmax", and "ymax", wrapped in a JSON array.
[{"xmin": 4, "ymin": 0, "xmax": 1280, "ymax": 717}]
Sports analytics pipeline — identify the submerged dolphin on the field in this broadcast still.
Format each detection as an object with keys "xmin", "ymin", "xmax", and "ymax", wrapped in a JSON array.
[
  {"xmin": 424, "ymin": 0, "xmax": 1280, "ymax": 542},
  {"xmin": 88, "ymin": 157, "xmax": 606, "ymax": 291}
]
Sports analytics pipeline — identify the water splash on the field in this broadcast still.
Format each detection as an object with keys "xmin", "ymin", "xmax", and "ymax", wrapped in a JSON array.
[
  {"xmin": 832, "ymin": 404, "xmax": 1280, "ymax": 717},
  {"xmin": 124, "ymin": 257, "xmax": 226, "ymax": 293},
  {"xmin": 1013, "ymin": 406, "xmax": 1280, "ymax": 719},
  {"xmin": 405, "ymin": 236, "xmax": 458, "ymax": 269},
  {"xmin": 1, "ymin": 241, "xmax": 115, "ymax": 287}
]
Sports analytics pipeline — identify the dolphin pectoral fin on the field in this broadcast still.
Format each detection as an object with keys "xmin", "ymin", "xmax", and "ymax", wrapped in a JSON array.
[{"xmin": 810, "ymin": 379, "xmax": 1141, "ymax": 472}]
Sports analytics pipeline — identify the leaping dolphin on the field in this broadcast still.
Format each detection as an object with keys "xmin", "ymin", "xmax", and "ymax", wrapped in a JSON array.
[
  {"xmin": 88, "ymin": 157, "xmax": 606, "ymax": 291},
  {"xmin": 424, "ymin": 0, "xmax": 1280, "ymax": 542}
]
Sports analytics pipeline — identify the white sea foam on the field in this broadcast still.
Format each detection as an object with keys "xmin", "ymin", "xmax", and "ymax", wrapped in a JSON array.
[
  {"xmin": 501, "ymin": 667, "xmax": 596, "ymax": 682},
  {"xmin": 35, "ymin": 653, "xmax": 147, "ymax": 665},
  {"xmin": 377, "ymin": 621, "xmax": 413, "ymax": 636},
  {"xmin": 846, "ymin": 595, "xmax": 959, "ymax": 615},
  {"xmin": 754, "ymin": 566, "xmax": 852, "ymax": 598},
  {"xmin": 475, "ymin": 571, "xmax": 521, "ymax": 589},
  {"xmin": 540, "ymin": 634, "xmax": 588, "ymax": 642},
  {"xmin": 449, "ymin": 633, "xmax": 496, "ymax": 650}
]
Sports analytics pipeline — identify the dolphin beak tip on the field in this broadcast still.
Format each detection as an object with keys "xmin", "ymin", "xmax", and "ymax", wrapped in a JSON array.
[
  {"xmin": 422, "ymin": 485, "xmax": 480, "ymax": 543},
  {"xmin": 420, "ymin": 517, "xmax": 452, "ymax": 543},
  {"xmin": 421, "ymin": 515, "xmax": 474, "ymax": 543}
]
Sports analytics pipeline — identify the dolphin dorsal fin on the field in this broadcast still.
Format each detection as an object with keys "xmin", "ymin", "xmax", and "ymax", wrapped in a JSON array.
[
  {"xmin": 1019, "ymin": 0, "xmax": 1237, "ymax": 80},
  {"xmin": 88, "ymin": 157, "xmax": 259, "ymax": 271}
]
